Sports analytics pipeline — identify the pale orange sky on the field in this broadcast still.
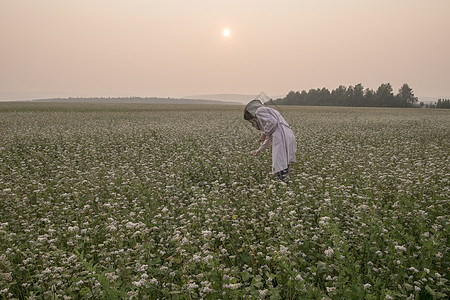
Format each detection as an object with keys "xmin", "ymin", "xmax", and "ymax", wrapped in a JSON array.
[{"xmin": 1, "ymin": 0, "xmax": 449, "ymax": 100}]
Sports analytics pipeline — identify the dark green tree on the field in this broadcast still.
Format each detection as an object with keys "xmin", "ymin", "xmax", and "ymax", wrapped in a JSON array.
[
  {"xmin": 436, "ymin": 99, "xmax": 450, "ymax": 109},
  {"xmin": 331, "ymin": 85, "xmax": 347, "ymax": 106},
  {"xmin": 375, "ymin": 83, "xmax": 395, "ymax": 106},
  {"xmin": 397, "ymin": 83, "xmax": 418, "ymax": 107}
]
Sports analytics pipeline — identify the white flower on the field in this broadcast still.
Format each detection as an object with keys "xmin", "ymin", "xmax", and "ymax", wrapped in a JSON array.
[
  {"xmin": 192, "ymin": 254, "xmax": 202, "ymax": 262},
  {"xmin": 295, "ymin": 274, "xmax": 304, "ymax": 282},
  {"xmin": 395, "ymin": 245, "xmax": 406, "ymax": 251},
  {"xmin": 201, "ymin": 230, "xmax": 212, "ymax": 238},
  {"xmin": 201, "ymin": 286, "xmax": 213, "ymax": 293},
  {"xmin": 364, "ymin": 283, "xmax": 372, "ymax": 289},
  {"xmin": 203, "ymin": 255, "xmax": 213, "ymax": 263},
  {"xmin": 324, "ymin": 247, "xmax": 334, "ymax": 258},
  {"xmin": 126, "ymin": 222, "xmax": 138, "ymax": 229},
  {"xmin": 132, "ymin": 280, "xmax": 143, "ymax": 287},
  {"xmin": 279, "ymin": 245, "xmax": 289, "ymax": 255},
  {"xmin": 223, "ymin": 283, "xmax": 242, "ymax": 290},
  {"xmin": 68, "ymin": 226, "xmax": 79, "ymax": 233},
  {"xmin": 187, "ymin": 282, "xmax": 199, "ymax": 290}
]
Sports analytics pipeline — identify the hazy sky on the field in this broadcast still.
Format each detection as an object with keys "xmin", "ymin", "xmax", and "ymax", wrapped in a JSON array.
[{"xmin": 1, "ymin": 0, "xmax": 449, "ymax": 100}]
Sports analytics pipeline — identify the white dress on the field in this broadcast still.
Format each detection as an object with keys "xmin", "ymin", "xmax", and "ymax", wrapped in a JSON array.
[{"xmin": 255, "ymin": 107, "xmax": 297, "ymax": 174}]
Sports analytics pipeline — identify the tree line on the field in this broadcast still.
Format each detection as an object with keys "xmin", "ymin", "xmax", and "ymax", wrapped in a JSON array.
[
  {"xmin": 267, "ymin": 83, "xmax": 447, "ymax": 108},
  {"xmin": 435, "ymin": 99, "xmax": 450, "ymax": 109}
]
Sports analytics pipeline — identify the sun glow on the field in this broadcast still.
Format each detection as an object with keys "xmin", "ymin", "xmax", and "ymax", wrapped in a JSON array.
[{"xmin": 223, "ymin": 28, "xmax": 230, "ymax": 37}]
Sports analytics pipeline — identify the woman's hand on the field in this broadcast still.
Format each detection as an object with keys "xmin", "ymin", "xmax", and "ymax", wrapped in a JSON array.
[{"xmin": 250, "ymin": 150, "xmax": 259, "ymax": 156}]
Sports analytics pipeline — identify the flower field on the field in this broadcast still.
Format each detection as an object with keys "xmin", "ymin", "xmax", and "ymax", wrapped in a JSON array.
[{"xmin": 0, "ymin": 102, "xmax": 448, "ymax": 299}]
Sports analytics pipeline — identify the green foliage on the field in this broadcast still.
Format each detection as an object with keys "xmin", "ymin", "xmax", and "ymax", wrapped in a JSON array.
[
  {"xmin": 0, "ymin": 103, "xmax": 448, "ymax": 299},
  {"xmin": 270, "ymin": 82, "xmax": 423, "ymax": 108}
]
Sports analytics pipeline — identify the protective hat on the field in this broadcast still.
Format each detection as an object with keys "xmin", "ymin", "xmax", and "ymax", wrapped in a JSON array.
[{"xmin": 244, "ymin": 99, "xmax": 263, "ymax": 120}]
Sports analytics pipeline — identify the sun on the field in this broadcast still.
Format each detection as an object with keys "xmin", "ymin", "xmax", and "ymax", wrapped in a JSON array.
[{"xmin": 223, "ymin": 28, "xmax": 231, "ymax": 37}]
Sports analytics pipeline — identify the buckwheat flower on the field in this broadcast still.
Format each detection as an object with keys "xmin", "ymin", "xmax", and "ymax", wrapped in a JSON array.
[
  {"xmin": 319, "ymin": 216, "xmax": 330, "ymax": 226},
  {"xmin": 160, "ymin": 266, "xmax": 168, "ymax": 272},
  {"xmin": 326, "ymin": 286, "xmax": 336, "ymax": 293},
  {"xmin": 132, "ymin": 280, "xmax": 143, "ymax": 287},
  {"xmin": 0, "ymin": 273, "xmax": 12, "ymax": 281},
  {"xmin": 364, "ymin": 283, "xmax": 372, "ymax": 289},
  {"xmin": 68, "ymin": 226, "xmax": 79, "ymax": 233},
  {"xmin": 201, "ymin": 286, "xmax": 213, "ymax": 294},
  {"xmin": 201, "ymin": 230, "xmax": 212, "ymax": 238},
  {"xmin": 295, "ymin": 274, "xmax": 304, "ymax": 282},
  {"xmin": 324, "ymin": 247, "xmax": 334, "ymax": 258},
  {"xmin": 203, "ymin": 255, "xmax": 213, "ymax": 263},
  {"xmin": 127, "ymin": 291, "xmax": 138, "ymax": 299},
  {"xmin": 259, "ymin": 289, "xmax": 268, "ymax": 297},
  {"xmin": 279, "ymin": 245, "xmax": 289, "ymax": 255},
  {"xmin": 395, "ymin": 245, "xmax": 406, "ymax": 251},
  {"xmin": 224, "ymin": 283, "xmax": 242, "ymax": 290},
  {"xmin": 423, "ymin": 268, "xmax": 430, "ymax": 274},
  {"xmin": 408, "ymin": 267, "xmax": 419, "ymax": 273},
  {"xmin": 125, "ymin": 222, "xmax": 137, "ymax": 229},
  {"xmin": 414, "ymin": 286, "xmax": 421, "ymax": 292},
  {"xmin": 385, "ymin": 295, "xmax": 393, "ymax": 300},
  {"xmin": 107, "ymin": 225, "xmax": 117, "ymax": 232},
  {"xmin": 187, "ymin": 282, "xmax": 199, "ymax": 290},
  {"xmin": 149, "ymin": 278, "xmax": 158, "ymax": 285}
]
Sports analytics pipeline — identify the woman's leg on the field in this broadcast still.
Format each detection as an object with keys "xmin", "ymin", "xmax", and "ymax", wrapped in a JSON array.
[{"xmin": 277, "ymin": 165, "xmax": 290, "ymax": 182}]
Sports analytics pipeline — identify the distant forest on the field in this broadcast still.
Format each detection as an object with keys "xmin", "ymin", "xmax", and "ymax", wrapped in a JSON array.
[{"xmin": 267, "ymin": 83, "xmax": 450, "ymax": 108}]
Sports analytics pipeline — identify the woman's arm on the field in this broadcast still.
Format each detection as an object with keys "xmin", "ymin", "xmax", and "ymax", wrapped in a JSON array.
[{"xmin": 251, "ymin": 135, "xmax": 272, "ymax": 156}]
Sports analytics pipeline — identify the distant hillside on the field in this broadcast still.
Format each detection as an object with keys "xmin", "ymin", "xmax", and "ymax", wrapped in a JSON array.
[
  {"xmin": 31, "ymin": 97, "xmax": 239, "ymax": 105},
  {"xmin": 184, "ymin": 94, "xmax": 284, "ymax": 104}
]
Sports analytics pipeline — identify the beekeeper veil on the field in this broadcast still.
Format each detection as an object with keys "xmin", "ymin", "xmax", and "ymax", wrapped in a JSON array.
[{"xmin": 244, "ymin": 99, "xmax": 263, "ymax": 129}]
